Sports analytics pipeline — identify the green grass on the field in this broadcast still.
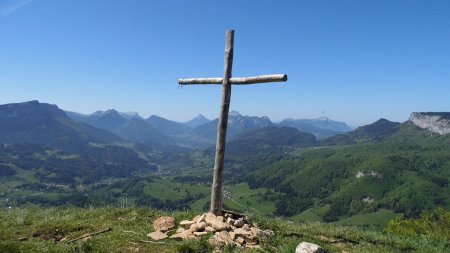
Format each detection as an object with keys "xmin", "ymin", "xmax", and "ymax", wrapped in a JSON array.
[
  {"xmin": 333, "ymin": 209, "xmax": 402, "ymax": 229},
  {"xmin": 0, "ymin": 207, "xmax": 447, "ymax": 253},
  {"xmin": 292, "ymin": 204, "xmax": 331, "ymax": 223},
  {"xmin": 222, "ymin": 183, "xmax": 281, "ymax": 216},
  {"xmin": 143, "ymin": 179, "xmax": 210, "ymax": 201},
  {"xmin": 189, "ymin": 197, "xmax": 209, "ymax": 212}
]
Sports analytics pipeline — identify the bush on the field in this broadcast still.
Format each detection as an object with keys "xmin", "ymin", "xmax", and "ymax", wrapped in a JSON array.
[{"xmin": 386, "ymin": 208, "xmax": 450, "ymax": 239}]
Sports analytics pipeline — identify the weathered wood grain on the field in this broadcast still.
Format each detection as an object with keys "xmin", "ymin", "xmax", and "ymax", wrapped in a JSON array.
[
  {"xmin": 178, "ymin": 74, "xmax": 287, "ymax": 85},
  {"xmin": 210, "ymin": 29, "xmax": 234, "ymax": 216}
]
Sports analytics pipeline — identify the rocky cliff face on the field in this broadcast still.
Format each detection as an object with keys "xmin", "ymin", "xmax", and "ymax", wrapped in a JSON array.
[{"xmin": 409, "ymin": 112, "xmax": 450, "ymax": 135}]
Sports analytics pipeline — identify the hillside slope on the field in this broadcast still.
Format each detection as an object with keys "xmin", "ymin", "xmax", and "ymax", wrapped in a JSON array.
[{"xmin": 248, "ymin": 123, "xmax": 450, "ymax": 220}]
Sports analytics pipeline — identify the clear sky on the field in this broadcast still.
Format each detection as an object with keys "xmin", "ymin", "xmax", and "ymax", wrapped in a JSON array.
[{"xmin": 1, "ymin": 0, "xmax": 449, "ymax": 126}]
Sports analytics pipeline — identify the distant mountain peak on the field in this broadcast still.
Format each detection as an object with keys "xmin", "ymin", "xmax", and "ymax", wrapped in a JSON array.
[
  {"xmin": 410, "ymin": 112, "xmax": 450, "ymax": 135},
  {"xmin": 194, "ymin": 114, "xmax": 207, "ymax": 120},
  {"xmin": 146, "ymin": 115, "xmax": 191, "ymax": 136},
  {"xmin": 350, "ymin": 118, "xmax": 400, "ymax": 142},
  {"xmin": 119, "ymin": 111, "xmax": 141, "ymax": 120},
  {"xmin": 0, "ymin": 100, "xmax": 121, "ymax": 148},
  {"xmin": 229, "ymin": 111, "xmax": 241, "ymax": 117},
  {"xmin": 0, "ymin": 100, "xmax": 66, "ymax": 118},
  {"xmin": 23, "ymin": 100, "xmax": 40, "ymax": 104},
  {"xmin": 92, "ymin": 109, "xmax": 121, "ymax": 117},
  {"xmin": 185, "ymin": 114, "xmax": 211, "ymax": 128},
  {"xmin": 279, "ymin": 116, "xmax": 351, "ymax": 139}
]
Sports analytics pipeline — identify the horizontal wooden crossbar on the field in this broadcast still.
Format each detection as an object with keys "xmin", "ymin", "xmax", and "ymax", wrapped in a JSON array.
[{"xmin": 179, "ymin": 74, "xmax": 287, "ymax": 85}]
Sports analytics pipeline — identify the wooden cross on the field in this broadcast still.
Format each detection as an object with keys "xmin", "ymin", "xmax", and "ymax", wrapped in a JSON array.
[{"xmin": 179, "ymin": 30, "xmax": 287, "ymax": 215}]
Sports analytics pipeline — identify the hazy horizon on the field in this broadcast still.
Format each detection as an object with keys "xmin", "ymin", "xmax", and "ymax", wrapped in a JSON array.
[{"xmin": 2, "ymin": 99, "xmax": 421, "ymax": 128}]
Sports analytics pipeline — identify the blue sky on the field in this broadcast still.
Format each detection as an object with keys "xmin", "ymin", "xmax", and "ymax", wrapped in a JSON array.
[{"xmin": 1, "ymin": 0, "xmax": 449, "ymax": 126}]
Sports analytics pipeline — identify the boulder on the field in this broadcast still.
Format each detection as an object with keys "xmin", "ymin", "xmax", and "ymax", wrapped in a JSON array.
[
  {"xmin": 153, "ymin": 216, "xmax": 175, "ymax": 232},
  {"xmin": 147, "ymin": 231, "xmax": 168, "ymax": 241},
  {"xmin": 295, "ymin": 242, "xmax": 323, "ymax": 253}
]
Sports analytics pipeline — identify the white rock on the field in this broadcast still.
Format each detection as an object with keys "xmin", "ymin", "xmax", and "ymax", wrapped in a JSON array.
[{"xmin": 295, "ymin": 242, "xmax": 322, "ymax": 253}]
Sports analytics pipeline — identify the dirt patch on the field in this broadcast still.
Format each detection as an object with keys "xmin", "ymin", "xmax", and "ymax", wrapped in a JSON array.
[{"xmin": 32, "ymin": 228, "xmax": 66, "ymax": 242}]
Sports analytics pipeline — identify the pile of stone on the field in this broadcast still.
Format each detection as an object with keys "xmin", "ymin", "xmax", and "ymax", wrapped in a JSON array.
[{"xmin": 147, "ymin": 211, "xmax": 273, "ymax": 249}]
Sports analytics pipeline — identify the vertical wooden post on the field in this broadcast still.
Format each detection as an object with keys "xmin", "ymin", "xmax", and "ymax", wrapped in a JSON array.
[{"xmin": 210, "ymin": 30, "xmax": 234, "ymax": 215}]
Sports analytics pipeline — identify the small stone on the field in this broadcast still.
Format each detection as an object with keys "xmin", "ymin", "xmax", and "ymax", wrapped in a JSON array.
[
  {"xmin": 233, "ymin": 219, "xmax": 244, "ymax": 228},
  {"xmin": 216, "ymin": 231, "xmax": 234, "ymax": 245},
  {"xmin": 205, "ymin": 212, "xmax": 217, "ymax": 223},
  {"xmin": 194, "ymin": 231, "xmax": 208, "ymax": 236},
  {"xmin": 153, "ymin": 216, "xmax": 175, "ymax": 232},
  {"xmin": 190, "ymin": 221, "xmax": 207, "ymax": 232},
  {"xmin": 176, "ymin": 227, "xmax": 186, "ymax": 233},
  {"xmin": 192, "ymin": 215, "xmax": 202, "ymax": 223},
  {"xmin": 170, "ymin": 230, "xmax": 196, "ymax": 240},
  {"xmin": 147, "ymin": 231, "xmax": 168, "ymax": 241},
  {"xmin": 234, "ymin": 228, "xmax": 252, "ymax": 236},
  {"xmin": 180, "ymin": 220, "xmax": 195, "ymax": 226},
  {"xmin": 205, "ymin": 212, "xmax": 230, "ymax": 231},
  {"xmin": 229, "ymin": 231, "xmax": 235, "ymax": 240},
  {"xmin": 236, "ymin": 236, "xmax": 245, "ymax": 244},
  {"xmin": 205, "ymin": 226, "xmax": 216, "ymax": 232},
  {"xmin": 224, "ymin": 213, "xmax": 232, "ymax": 218},
  {"xmin": 212, "ymin": 221, "xmax": 230, "ymax": 231},
  {"xmin": 197, "ymin": 214, "xmax": 206, "ymax": 223},
  {"xmin": 226, "ymin": 217, "xmax": 234, "ymax": 224},
  {"xmin": 295, "ymin": 242, "xmax": 323, "ymax": 253},
  {"xmin": 242, "ymin": 224, "xmax": 250, "ymax": 231}
]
